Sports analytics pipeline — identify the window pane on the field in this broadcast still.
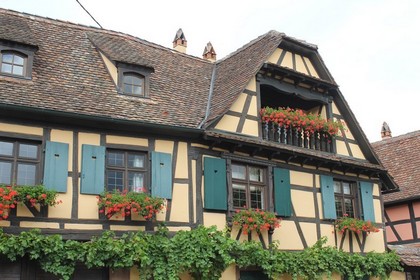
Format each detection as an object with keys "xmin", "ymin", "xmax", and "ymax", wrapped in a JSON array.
[
  {"xmin": 0, "ymin": 141, "xmax": 13, "ymax": 156},
  {"xmin": 2, "ymin": 54, "xmax": 13, "ymax": 63},
  {"xmin": 13, "ymin": 55, "xmax": 24, "ymax": 65},
  {"xmin": 132, "ymin": 85, "xmax": 142, "ymax": 95},
  {"xmin": 12, "ymin": 65, "xmax": 23, "ymax": 76},
  {"xmin": 129, "ymin": 172, "xmax": 144, "ymax": 192},
  {"xmin": 124, "ymin": 84, "xmax": 132, "ymax": 94},
  {"xmin": 17, "ymin": 163, "xmax": 36, "ymax": 185},
  {"xmin": 107, "ymin": 171, "xmax": 124, "ymax": 191},
  {"xmin": 0, "ymin": 161, "xmax": 12, "ymax": 184},
  {"xmin": 344, "ymin": 198, "xmax": 354, "ymax": 217},
  {"xmin": 250, "ymin": 186, "xmax": 263, "ymax": 209},
  {"xmin": 249, "ymin": 167, "xmax": 263, "ymax": 182},
  {"xmin": 131, "ymin": 76, "xmax": 143, "ymax": 86},
  {"xmin": 232, "ymin": 165, "xmax": 246, "ymax": 180},
  {"xmin": 128, "ymin": 154, "xmax": 144, "ymax": 168},
  {"xmin": 18, "ymin": 144, "xmax": 38, "ymax": 159},
  {"xmin": 124, "ymin": 75, "xmax": 133, "ymax": 84},
  {"xmin": 1, "ymin": 63, "xmax": 12, "ymax": 73},
  {"xmin": 107, "ymin": 152, "xmax": 124, "ymax": 167},
  {"xmin": 343, "ymin": 182, "xmax": 351, "ymax": 195},
  {"xmin": 335, "ymin": 197, "xmax": 343, "ymax": 217},
  {"xmin": 233, "ymin": 184, "xmax": 246, "ymax": 208},
  {"xmin": 334, "ymin": 181, "xmax": 341, "ymax": 193}
]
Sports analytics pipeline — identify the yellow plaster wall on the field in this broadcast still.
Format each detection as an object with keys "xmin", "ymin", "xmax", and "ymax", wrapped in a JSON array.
[
  {"xmin": 374, "ymin": 199, "xmax": 382, "ymax": 223},
  {"xmin": 291, "ymin": 190, "xmax": 315, "ymax": 218},
  {"xmin": 154, "ymin": 140, "xmax": 174, "ymax": 154},
  {"xmin": 336, "ymin": 140, "xmax": 350, "ymax": 156},
  {"xmin": 373, "ymin": 183, "xmax": 380, "ymax": 196},
  {"xmin": 170, "ymin": 183, "xmax": 189, "ymax": 222},
  {"xmin": 48, "ymin": 177, "xmax": 72, "ymax": 219},
  {"xmin": 266, "ymin": 48, "xmax": 282, "ymax": 64},
  {"xmin": 388, "ymin": 271, "xmax": 406, "ymax": 280},
  {"xmin": 295, "ymin": 55, "xmax": 307, "ymax": 74},
  {"xmin": 175, "ymin": 142, "xmax": 188, "ymax": 179},
  {"xmin": 247, "ymin": 95, "xmax": 258, "ymax": 116},
  {"xmin": 214, "ymin": 115, "xmax": 240, "ymax": 132},
  {"xmin": 242, "ymin": 119, "xmax": 259, "ymax": 136},
  {"xmin": 229, "ymin": 92, "xmax": 247, "ymax": 113},
  {"xmin": 282, "ymin": 51, "xmax": 293, "ymax": 69},
  {"xmin": 303, "ymin": 57, "xmax": 319, "ymax": 78},
  {"xmin": 110, "ymin": 225, "xmax": 145, "ymax": 231},
  {"xmin": 245, "ymin": 78, "xmax": 256, "ymax": 91},
  {"xmin": 319, "ymin": 224, "xmax": 336, "ymax": 247},
  {"xmin": 290, "ymin": 171, "xmax": 313, "ymax": 187},
  {"xmin": 0, "ymin": 122, "xmax": 43, "ymax": 136},
  {"xmin": 220, "ymin": 265, "xmax": 237, "ymax": 280},
  {"xmin": 0, "ymin": 220, "xmax": 10, "ymax": 227},
  {"xmin": 191, "ymin": 143, "xmax": 208, "ymax": 149},
  {"xmin": 300, "ymin": 222, "xmax": 318, "ymax": 247},
  {"xmin": 364, "ymin": 229, "xmax": 386, "ymax": 252},
  {"xmin": 16, "ymin": 204, "xmax": 34, "ymax": 217},
  {"xmin": 99, "ymin": 52, "xmax": 117, "ymax": 85},
  {"xmin": 331, "ymin": 102, "xmax": 340, "ymax": 115},
  {"xmin": 106, "ymin": 135, "xmax": 148, "ymax": 147},
  {"xmin": 317, "ymin": 193, "xmax": 325, "ymax": 220},
  {"xmin": 65, "ymin": 223, "xmax": 103, "ymax": 230},
  {"xmin": 349, "ymin": 143, "xmax": 366, "ymax": 159},
  {"xmin": 272, "ymin": 220, "xmax": 304, "ymax": 250},
  {"xmin": 203, "ymin": 212, "xmax": 227, "ymax": 230},
  {"xmin": 192, "ymin": 160, "xmax": 197, "ymax": 223},
  {"xmin": 20, "ymin": 221, "xmax": 60, "ymax": 229},
  {"xmin": 130, "ymin": 266, "xmax": 140, "ymax": 280}
]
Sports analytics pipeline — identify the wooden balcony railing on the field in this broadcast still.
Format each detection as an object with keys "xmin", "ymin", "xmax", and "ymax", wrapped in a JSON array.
[{"xmin": 262, "ymin": 121, "xmax": 334, "ymax": 153}]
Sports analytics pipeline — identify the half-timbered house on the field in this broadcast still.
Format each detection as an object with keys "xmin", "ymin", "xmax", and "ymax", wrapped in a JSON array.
[
  {"xmin": 372, "ymin": 127, "xmax": 420, "ymax": 280},
  {"xmin": 0, "ymin": 8, "xmax": 404, "ymax": 279}
]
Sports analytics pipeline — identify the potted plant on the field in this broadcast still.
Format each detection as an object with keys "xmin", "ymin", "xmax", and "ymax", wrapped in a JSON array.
[
  {"xmin": 334, "ymin": 214, "xmax": 380, "ymax": 235},
  {"xmin": 232, "ymin": 208, "xmax": 281, "ymax": 235},
  {"xmin": 97, "ymin": 190, "xmax": 165, "ymax": 220},
  {"xmin": 0, "ymin": 185, "xmax": 18, "ymax": 220}
]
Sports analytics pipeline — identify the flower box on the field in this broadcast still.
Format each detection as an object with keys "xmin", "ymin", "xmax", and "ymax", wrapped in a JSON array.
[{"xmin": 232, "ymin": 208, "xmax": 281, "ymax": 235}]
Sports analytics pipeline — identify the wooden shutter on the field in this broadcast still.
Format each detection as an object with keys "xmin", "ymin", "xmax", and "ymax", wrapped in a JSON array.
[
  {"xmin": 43, "ymin": 141, "xmax": 69, "ymax": 192},
  {"xmin": 204, "ymin": 157, "xmax": 227, "ymax": 210},
  {"xmin": 360, "ymin": 181, "xmax": 375, "ymax": 221},
  {"xmin": 151, "ymin": 151, "xmax": 172, "ymax": 199},
  {"xmin": 320, "ymin": 175, "xmax": 337, "ymax": 219},
  {"xmin": 80, "ymin": 144, "xmax": 105, "ymax": 195},
  {"xmin": 273, "ymin": 168, "xmax": 291, "ymax": 217}
]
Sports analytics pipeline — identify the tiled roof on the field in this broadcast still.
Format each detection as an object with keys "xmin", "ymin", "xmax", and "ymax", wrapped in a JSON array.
[
  {"xmin": 372, "ymin": 131, "xmax": 420, "ymax": 203},
  {"xmin": 206, "ymin": 31, "xmax": 284, "ymax": 126},
  {"xmin": 388, "ymin": 244, "xmax": 420, "ymax": 267},
  {"xmin": 0, "ymin": 9, "xmax": 213, "ymax": 128}
]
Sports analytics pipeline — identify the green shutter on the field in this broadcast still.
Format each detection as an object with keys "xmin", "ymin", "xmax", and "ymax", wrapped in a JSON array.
[
  {"xmin": 204, "ymin": 157, "xmax": 227, "ymax": 210},
  {"xmin": 151, "ymin": 152, "xmax": 172, "ymax": 199},
  {"xmin": 273, "ymin": 168, "xmax": 291, "ymax": 217},
  {"xmin": 80, "ymin": 144, "xmax": 105, "ymax": 195},
  {"xmin": 360, "ymin": 181, "xmax": 375, "ymax": 221},
  {"xmin": 320, "ymin": 175, "xmax": 337, "ymax": 219},
  {"xmin": 43, "ymin": 141, "xmax": 69, "ymax": 192}
]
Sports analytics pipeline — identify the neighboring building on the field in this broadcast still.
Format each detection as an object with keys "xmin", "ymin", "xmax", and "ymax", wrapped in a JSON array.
[
  {"xmin": 0, "ymin": 8, "xmax": 402, "ymax": 279},
  {"xmin": 372, "ymin": 127, "xmax": 420, "ymax": 279}
]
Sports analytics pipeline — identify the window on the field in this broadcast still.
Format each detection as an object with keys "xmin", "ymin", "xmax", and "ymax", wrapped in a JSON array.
[
  {"xmin": 0, "ymin": 139, "xmax": 40, "ymax": 185},
  {"xmin": 1, "ymin": 51, "xmax": 26, "ymax": 76},
  {"xmin": 122, "ymin": 73, "xmax": 144, "ymax": 96},
  {"xmin": 106, "ymin": 150, "xmax": 147, "ymax": 192},
  {"xmin": 231, "ymin": 163, "xmax": 266, "ymax": 209},
  {"xmin": 334, "ymin": 180, "xmax": 357, "ymax": 218}
]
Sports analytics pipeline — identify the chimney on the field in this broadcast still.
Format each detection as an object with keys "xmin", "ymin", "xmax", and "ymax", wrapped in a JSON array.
[
  {"xmin": 202, "ymin": 42, "xmax": 216, "ymax": 62},
  {"xmin": 381, "ymin": 122, "xmax": 392, "ymax": 139},
  {"xmin": 173, "ymin": 28, "xmax": 187, "ymax": 53}
]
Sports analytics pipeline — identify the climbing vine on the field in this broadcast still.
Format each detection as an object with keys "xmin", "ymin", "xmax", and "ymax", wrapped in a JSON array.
[{"xmin": 0, "ymin": 226, "xmax": 402, "ymax": 280}]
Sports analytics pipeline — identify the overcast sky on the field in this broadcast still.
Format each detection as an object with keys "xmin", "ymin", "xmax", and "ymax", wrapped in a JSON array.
[{"xmin": 2, "ymin": 0, "xmax": 419, "ymax": 142}]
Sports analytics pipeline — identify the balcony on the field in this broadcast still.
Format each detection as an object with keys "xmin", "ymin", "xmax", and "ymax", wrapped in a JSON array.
[{"xmin": 260, "ymin": 107, "xmax": 343, "ymax": 153}]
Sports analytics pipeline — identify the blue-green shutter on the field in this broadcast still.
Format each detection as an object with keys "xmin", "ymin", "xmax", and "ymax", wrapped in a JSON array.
[
  {"xmin": 43, "ymin": 141, "xmax": 69, "ymax": 192},
  {"xmin": 204, "ymin": 157, "xmax": 227, "ymax": 210},
  {"xmin": 80, "ymin": 144, "xmax": 105, "ymax": 195},
  {"xmin": 151, "ymin": 152, "xmax": 172, "ymax": 199},
  {"xmin": 320, "ymin": 175, "xmax": 337, "ymax": 219},
  {"xmin": 273, "ymin": 168, "xmax": 291, "ymax": 217},
  {"xmin": 360, "ymin": 181, "xmax": 375, "ymax": 221}
]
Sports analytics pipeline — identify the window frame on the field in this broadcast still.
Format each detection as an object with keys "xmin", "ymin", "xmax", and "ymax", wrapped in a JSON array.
[
  {"xmin": 230, "ymin": 162, "xmax": 267, "ymax": 210},
  {"xmin": 333, "ymin": 179, "xmax": 360, "ymax": 218},
  {"xmin": 0, "ymin": 138, "xmax": 41, "ymax": 186},
  {"xmin": 0, "ymin": 42, "xmax": 35, "ymax": 79},
  {"xmin": 117, "ymin": 63, "xmax": 152, "ymax": 98},
  {"xmin": 105, "ymin": 149, "xmax": 149, "ymax": 193}
]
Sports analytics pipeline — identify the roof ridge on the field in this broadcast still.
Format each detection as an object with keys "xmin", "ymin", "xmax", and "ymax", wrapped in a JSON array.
[
  {"xmin": 0, "ymin": 7, "xmax": 213, "ymax": 64},
  {"xmin": 371, "ymin": 130, "xmax": 420, "ymax": 145}
]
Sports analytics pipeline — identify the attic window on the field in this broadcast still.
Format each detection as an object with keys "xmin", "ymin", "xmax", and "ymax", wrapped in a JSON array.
[
  {"xmin": 117, "ymin": 64, "xmax": 152, "ymax": 98},
  {"xmin": 1, "ymin": 52, "xmax": 26, "ymax": 76},
  {"xmin": 0, "ymin": 43, "xmax": 35, "ymax": 79},
  {"xmin": 123, "ymin": 73, "xmax": 144, "ymax": 96}
]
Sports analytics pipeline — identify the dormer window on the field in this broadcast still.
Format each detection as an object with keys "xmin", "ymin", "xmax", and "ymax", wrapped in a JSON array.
[
  {"xmin": 0, "ymin": 43, "xmax": 35, "ymax": 79},
  {"xmin": 1, "ymin": 51, "xmax": 26, "ymax": 76},
  {"xmin": 123, "ymin": 72, "xmax": 144, "ymax": 96},
  {"xmin": 117, "ymin": 63, "xmax": 153, "ymax": 98}
]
